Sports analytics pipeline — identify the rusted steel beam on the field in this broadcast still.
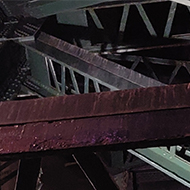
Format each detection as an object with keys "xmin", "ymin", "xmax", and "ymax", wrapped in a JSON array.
[
  {"xmin": 0, "ymin": 82, "xmax": 190, "ymax": 126},
  {"xmin": 1, "ymin": 105, "xmax": 190, "ymax": 156},
  {"xmin": 0, "ymin": 83, "xmax": 190, "ymax": 156}
]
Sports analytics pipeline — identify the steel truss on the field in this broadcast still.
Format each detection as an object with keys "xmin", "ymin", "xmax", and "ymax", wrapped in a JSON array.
[
  {"xmin": 22, "ymin": 32, "xmax": 163, "ymax": 96},
  {"xmin": 0, "ymin": 0, "xmax": 190, "ymax": 189},
  {"xmin": 19, "ymin": 33, "xmax": 189, "ymax": 186},
  {"xmin": 54, "ymin": 1, "xmax": 190, "ymax": 42},
  {"xmin": 1, "ymin": 82, "xmax": 190, "ymax": 154}
]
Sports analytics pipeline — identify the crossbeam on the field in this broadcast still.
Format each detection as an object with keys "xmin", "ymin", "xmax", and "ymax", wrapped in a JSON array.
[
  {"xmin": 0, "ymin": 83, "xmax": 190, "ymax": 156},
  {"xmin": 23, "ymin": 0, "xmax": 168, "ymax": 18},
  {"xmin": 0, "ymin": 82, "xmax": 190, "ymax": 125}
]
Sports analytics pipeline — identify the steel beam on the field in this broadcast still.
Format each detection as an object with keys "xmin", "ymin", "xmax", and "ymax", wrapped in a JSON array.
[
  {"xmin": 0, "ymin": 82, "xmax": 189, "ymax": 126},
  {"xmin": 22, "ymin": 32, "xmax": 162, "ymax": 91},
  {"xmin": 23, "ymin": 0, "xmax": 168, "ymax": 18},
  {"xmin": 0, "ymin": 83, "xmax": 190, "ymax": 156}
]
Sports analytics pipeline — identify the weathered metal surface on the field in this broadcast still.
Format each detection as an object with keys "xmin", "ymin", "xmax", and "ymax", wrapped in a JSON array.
[
  {"xmin": 0, "ymin": 83, "xmax": 189, "ymax": 155},
  {"xmin": 22, "ymin": 32, "xmax": 163, "ymax": 91},
  {"xmin": 0, "ymin": 82, "xmax": 189, "ymax": 126},
  {"xmin": 57, "ymin": 10, "xmax": 88, "ymax": 27},
  {"xmin": 23, "ymin": 33, "xmax": 165, "ymax": 98},
  {"xmin": 132, "ymin": 147, "xmax": 190, "ymax": 187},
  {"xmin": 114, "ymin": 38, "xmax": 190, "ymax": 55},
  {"xmin": 23, "ymin": 0, "xmax": 168, "ymax": 18},
  {"xmin": 0, "ymin": 104, "xmax": 190, "ymax": 156}
]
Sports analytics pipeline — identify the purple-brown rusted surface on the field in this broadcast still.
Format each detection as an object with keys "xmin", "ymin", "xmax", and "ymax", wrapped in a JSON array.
[
  {"xmin": 0, "ymin": 82, "xmax": 190, "ymax": 126},
  {"xmin": 0, "ymin": 107, "xmax": 190, "ymax": 156},
  {"xmin": 0, "ymin": 83, "xmax": 190, "ymax": 155}
]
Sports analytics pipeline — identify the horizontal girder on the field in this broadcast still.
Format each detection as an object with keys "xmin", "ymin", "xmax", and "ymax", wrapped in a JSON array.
[
  {"xmin": 0, "ymin": 83, "xmax": 190, "ymax": 156},
  {"xmin": 0, "ymin": 82, "xmax": 189, "ymax": 126},
  {"xmin": 22, "ymin": 0, "xmax": 168, "ymax": 18}
]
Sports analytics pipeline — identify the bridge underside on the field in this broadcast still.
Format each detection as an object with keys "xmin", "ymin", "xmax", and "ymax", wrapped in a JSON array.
[
  {"xmin": 0, "ymin": 82, "xmax": 190, "ymax": 157},
  {"xmin": 0, "ymin": 0, "xmax": 190, "ymax": 190}
]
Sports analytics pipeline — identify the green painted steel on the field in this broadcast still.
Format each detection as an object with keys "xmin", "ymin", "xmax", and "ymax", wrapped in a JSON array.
[
  {"xmin": 57, "ymin": 10, "xmax": 88, "ymax": 27},
  {"xmin": 130, "ymin": 147, "xmax": 190, "ymax": 187},
  {"xmin": 24, "ymin": 0, "xmax": 168, "ymax": 18},
  {"xmin": 22, "ymin": 32, "xmax": 163, "ymax": 97}
]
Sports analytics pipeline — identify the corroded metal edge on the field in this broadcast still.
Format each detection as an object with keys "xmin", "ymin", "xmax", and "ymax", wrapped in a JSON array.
[{"xmin": 0, "ymin": 82, "xmax": 189, "ymax": 125}]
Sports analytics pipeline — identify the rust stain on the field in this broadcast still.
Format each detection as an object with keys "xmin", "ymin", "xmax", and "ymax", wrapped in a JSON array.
[
  {"xmin": 0, "ymin": 83, "xmax": 190, "ymax": 126},
  {"xmin": 0, "ymin": 84, "xmax": 190, "ymax": 156}
]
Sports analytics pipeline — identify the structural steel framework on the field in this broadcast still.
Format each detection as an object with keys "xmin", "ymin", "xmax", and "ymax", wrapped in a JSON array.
[{"xmin": 0, "ymin": 0, "xmax": 190, "ymax": 190}]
